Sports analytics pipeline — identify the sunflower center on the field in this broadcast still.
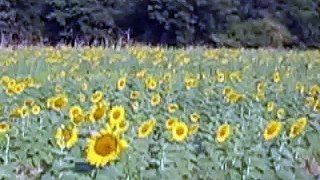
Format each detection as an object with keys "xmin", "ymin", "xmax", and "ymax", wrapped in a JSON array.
[
  {"xmin": 112, "ymin": 110, "xmax": 121, "ymax": 120},
  {"xmin": 176, "ymin": 127, "xmax": 184, "ymax": 136},
  {"xmin": 141, "ymin": 124, "xmax": 150, "ymax": 133},
  {"xmin": 219, "ymin": 129, "xmax": 226, "ymax": 137},
  {"xmin": 0, "ymin": 124, "xmax": 6, "ymax": 129},
  {"xmin": 93, "ymin": 108, "xmax": 105, "ymax": 120},
  {"xmin": 62, "ymin": 130, "xmax": 72, "ymax": 141},
  {"xmin": 120, "ymin": 81, "xmax": 125, "ymax": 87},
  {"xmin": 94, "ymin": 135, "xmax": 117, "ymax": 156},
  {"xmin": 267, "ymin": 125, "xmax": 277, "ymax": 135}
]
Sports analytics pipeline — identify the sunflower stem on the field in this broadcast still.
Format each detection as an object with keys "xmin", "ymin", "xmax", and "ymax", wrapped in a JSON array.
[
  {"xmin": 22, "ymin": 119, "xmax": 25, "ymax": 138},
  {"xmin": 4, "ymin": 134, "xmax": 10, "ymax": 165}
]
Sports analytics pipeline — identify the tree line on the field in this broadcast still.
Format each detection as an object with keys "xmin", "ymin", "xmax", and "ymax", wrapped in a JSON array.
[{"xmin": 0, "ymin": 0, "xmax": 319, "ymax": 48}]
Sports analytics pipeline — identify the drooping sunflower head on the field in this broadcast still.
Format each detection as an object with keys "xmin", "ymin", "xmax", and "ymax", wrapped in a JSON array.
[
  {"xmin": 185, "ymin": 77, "xmax": 198, "ymax": 89},
  {"xmin": 289, "ymin": 117, "xmax": 308, "ymax": 138},
  {"xmin": 171, "ymin": 121, "xmax": 188, "ymax": 142},
  {"xmin": 130, "ymin": 91, "xmax": 140, "ymax": 100},
  {"xmin": 216, "ymin": 124, "xmax": 232, "ymax": 143},
  {"xmin": 117, "ymin": 77, "xmax": 127, "ymax": 91},
  {"xmin": 145, "ymin": 77, "xmax": 157, "ymax": 90},
  {"xmin": 91, "ymin": 91, "xmax": 104, "ymax": 103},
  {"xmin": 138, "ymin": 119, "xmax": 156, "ymax": 138},
  {"xmin": 55, "ymin": 124, "xmax": 78, "ymax": 149},
  {"xmin": 19, "ymin": 106, "xmax": 29, "ymax": 118},
  {"xmin": 0, "ymin": 122, "xmax": 10, "ymax": 134},
  {"xmin": 86, "ymin": 129, "xmax": 128, "ymax": 167},
  {"xmin": 109, "ymin": 106, "xmax": 125, "ymax": 125},
  {"xmin": 263, "ymin": 120, "xmax": 283, "ymax": 141}
]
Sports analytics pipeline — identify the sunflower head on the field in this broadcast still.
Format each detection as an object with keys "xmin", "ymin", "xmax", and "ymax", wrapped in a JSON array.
[
  {"xmin": 52, "ymin": 95, "xmax": 68, "ymax": 111},
  {"xmin": 216, "ymin": 71, "xmax": 225, "ymax": 83},
  {"xmin": 91, "ymin": 91, "xmax": 104, "ymax": 103},
  {"xmin": 190, "ymin": 113, "xmax": 200, "ymax": 123},
  {"xmin": 31, "ymin": 105, "xmax": 41, "ymax": 115},
  {"xmin": 263, "ymin": 120, "xmax": 282, "ymax": 141},
  {"xmin": 151, "ymin": 93, "xmax": 161, "ymax": 106},
  {"xmin": 109, "ymin": 106, "xmax": 125, "ymax": 125},
  {"xmin": 266, "ymin": 101, "xmax": 275, "ymax": 112},
  {"xmin": 138, "ymin": 120, "xmax": 156, "ymax": 138},
  {"xmin": 273, "ymin": 71, "xmax": 281, "ymax": 83},
  {"xmin": 216, "ymin": 124, "xmax": 232, "ymax": 143},
  {"xmin": 171, "ymin": 121, "xmax": 188, "ymax": 142},
  {"xmin": 117, "ymin": 77, "xmax": 127, "ymax": 91},
  {"xmin": 166, "ymin": 118, "xmax": 178, "ymax": 130},
  {"xmin": 185, "ymin": 77, "xmax": 197, "ymax": 89},
  {"xmin": 0, "ymin": 122, "xmax": 10, "ymax": 134},
  {"xmin": 188, "ymin": 124, "xmax": 199, "ymax": 136},
  {"xmin": 90, "ymin": 105, "xmax": 107, "ymax": 122},
  {"xmin": 276, "ymin": 108, "xmax": 286, "ymax": 119},
  {"xmin": 289, "ymin": 117, "xmax": 308, "ymax": 138},
  {"xmin": 130, "ymin": 91, "xmax": 140, "ymax": 100},
  {"xmin": 295, "ymin": 82, "xmax": 305, "ymax": 94},
  {"xmin": 86, "ymin": 129, "xmax": 128, "ymax": 167},
  {"xmin": 167, "ymin": 104, "xmax": 179, "ymax": 113},
  {"xmin": 55, "ymin": 125, "xmax": 78, "ymax": 149},
  {"xmin": 69, "ymin": 106, "xmax": 85, "ymax": 124}
]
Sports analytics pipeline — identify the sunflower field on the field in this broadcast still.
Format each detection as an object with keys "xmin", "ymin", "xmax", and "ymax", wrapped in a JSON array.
[{"xmin": 0, "ymin": 46, "xmax": 320, "ymax": 179}]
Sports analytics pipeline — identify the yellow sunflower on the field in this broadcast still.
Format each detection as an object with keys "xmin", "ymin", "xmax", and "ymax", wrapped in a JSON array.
[
  {"xmin": 117, "ymin": 120, "xmax": 129, "ymax": 134},
  {"xmin": 150, "ymin": 93, "xmax": 161, "ymax": 106},
  {"xmin": 24, "ymin": 98, "xmax": 35, "ymax": 107},
  {"xmin": 14, "ymin": 83, "xmax": 25, "ymax": 94},
  {"xmin": 109, "ymin": 106, "xmax": 125, "ymax": 125},
  {"xmin": 216, "ymin": 124, "xmax": 232, "ymax": 143},
  {"xmin": 117, "ymin": 77, "xmax": 127, "ymax": 91},
  {"xmin": 223, "ymin": 87, "xmax": 233, "ymax": 96},
  {"xmin": 31, "ymin": 105, "xmax": 41, "ymax": 115},
  {"xmin": 0, "ymin": 122, "xmax": 10, "ymax": 134},
  {"xmin": 81, "ymin": 82, "xmax": 88, "ymax": 91},
  {"xmin": 91, "ymin": 91, "xmax": 104, "ymax": 103},
  {"xmin": 263, "ymin": 120, "xmax": 283, "ymax": 141},
  {"xmin": 86, "ymin": 129, "xmax": 128, "ymax": 167},
  {"xmin": 216, "ymin": 71, "xmax": 225, "ymax": 83},
  {"xmin": 308, "ymin": 85, "xmax": 320, "ymax": 96},
  {"xmin": 69, "ymin": 106, "xmax": 85, "ymax": 125},
  {"xmin": 289, "ymin": 117, "xmax": 308, "ymax": 138},
  {"xmin": 89, "ymin": 105, "xmax": 107, "ymax": 122},
  {"xmin": 55, "ymin": 125, "xmax": 78, "ymax": 149},
  {"xmin": 295, "ymin": 82, "xmax": 305, "ymax": 94},
  {"xmin": 190, "ymin": 113, "xmax": 200, "ymax": 123},
  {"xmin": 19, "ymin": 106, "xmax": 29, "ymax": 118},
  {"xmin": 167, "ymin": 103, "xmax": 179, "ymax": 113},
  {"xmin": 305, "ymin": 96, "xmax": 316, "ymax": 107},
  {"xmin": 185, "ymin": 77, "xmax": 198, "ymax": 90},
  {"xmin": 171, "ymin": 121, "xmax": 188, "ymax": 142},
  {"xmin": 273, "ymin": 71, "xmax": 281, "ymax": 83},
  {"xmin": 51, "ymin": 95, "xmax": 68, "ymax": 111},
  {"xmin": 266, "ymin": 102, "xmax": 275, "ymax": 112},
  {"xmin": 130, "ymin": 91, "xmax": 140, "ymax": 100},
  {"xmin": 166, "ymin": 118, "xmax": 178, "ymax": 130},
  {"xmin": 138, "ymin": 119, "xmax": 156, "ymax": 138},
  {"xmin": 314, "ymin": 101, "xmax": 320, "ymax": 113},
  {"xmin": 79, "ymin": 94, "xmax": 86, "ymax": 103},
  {"xmin": 145, "ymin": 77, "xmax": 157, "ymax": 90}
]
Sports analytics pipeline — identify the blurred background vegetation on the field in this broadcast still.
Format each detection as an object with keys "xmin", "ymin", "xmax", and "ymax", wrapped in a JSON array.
[{"xmin": 0, "ymin": 0, "xmax": 319, "ymax": 48}]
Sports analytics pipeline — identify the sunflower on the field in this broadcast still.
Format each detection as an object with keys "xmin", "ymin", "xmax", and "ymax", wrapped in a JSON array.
[
  {"xmin": 145, "ymin": 77, "xmax": 157, "ymax": 90},
  {"xmin": 216, "ymin": 124, "xmax": 232, "ymax": 143},
  {"xmin": 31, "ymin": 105, "xmax": 41, "ymax": 115},
  {"xmin": 276, "ymin": 108, "xmax": 286, "ymax": 119},
  {"xmin": 55, "ymin": 124, "xmax": 78, "ymax": 149},
  {"xmin": 117, "ymin": 120, "xmax": 129, "ymax": 134},
  {"xmin": 188, "ymin": 124, "xmax": 199, "ymax": 136},
  {"xmin": 266, "ymin": 101, "xmax": 275, "ymax": 112},
  {"xmin": 55, "ymin": 85, "xmax": 64, "ymax": 94},
  {"xmin": 52, "ymin": 95, "xmax": 68, "ymax": 111},
  {"xmin": 1, "ymin": 75, "xmax": 11, "ymax": 86},
  {"xmin": 86, "ymin": 129, "xmax": 128, "ymax": 167},
  {"xmin": 256, "ymin": 81, "xmax": 266, "ymax": 93},
  {"xmin": 5, "ymin": 87, "xmax": 15, "ymax": 96},
  {"xmin": 138, "ymin": 119, "xmax": 156, "ymax": 138},
  {"xmin": 90, "ymin": 105, "xmax": 107, "ymax": 122},
  {"xmin": 273, "ymin": 71, "xmax": 281, "ymax": 83},
  {"xmin": 305, "ymin": 96, "xmax": 316, "ymax": 107},
  {"xmin": 19, "ymin": 106, "xmax": 29, "ymax": 118},
  {"xmin": 79, "ymin": 94, "xmax": 86, "ymax": 103},
  {"xmin": 151, "ymin": 93, "xmax": 161, "ymax": 106},
  {"xmin": 14, "ymin": 83, "xmax": 25, "ymax": 94},
  {"xmin": 81, "ymin": 82, "xmax": 88, "ymax": 91},
  {"xmin": 167, "ymin": 104, "xmax": 179, "ymax": 113},
  {"xmin": 0, "ymin": 122, "xmax": 10, "ymax": 134},
  {"xmin": 308, "ymin": 85, "xmax": 320, "ymax": 96},
  {"xmin": 313, "ymin": 101, "xmax": 320, "ymax": 113},
  {"xmin": 171, "ymin": 121, "xmax": 188, "ymax": 142},
  {"xmin": 227, "ymin": 92, "xmax": 243, "ymax": 103},
  {"xmin": 69, "ymin": 106, "xmax": 85, "ymax": 124},
  {"xmin": 289, "ymin": 117, "xmax": 308, "ymax": 138},
  {"xmin": 130, "ymin": 91, "xmax": 140, "ymax": 100},
  {"xmin": 136, "ymin": 69, "xmax": 147, "ymax": 78},
  {"xmin": 263, "ymin": 120, "xmax": 282, "ymax": 141},
  {"xmin": 190, "ymin": 113, "xmax": 200, "ymax": 123},
  {"xmin": 216, "ymin": 71, "xmax": 225, "ymax": 83},
  {"xmin": 223, "ymin": 87, "xmax": 233, "ymax": 96},
  {"xmin": 24, "ymin": 98, "xmax": 35, "ymax": 107},
  {"xmin": 91, "ymin": 91, "xmax": 104, "ymax": 103},
  {"xmin": 166, "ymin": 118, "xmax": 178, "ymax": 130},
  {"xmin": 117, "ymin": 77, "xmax": 127, "ymax": 91},
  {"xmin": 109, "ymin": 106, "xmax": 125, "ymax": 125},
  {"xmin": 185, "ymin": 77, "xmax": 197, "ymax": 90}
]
